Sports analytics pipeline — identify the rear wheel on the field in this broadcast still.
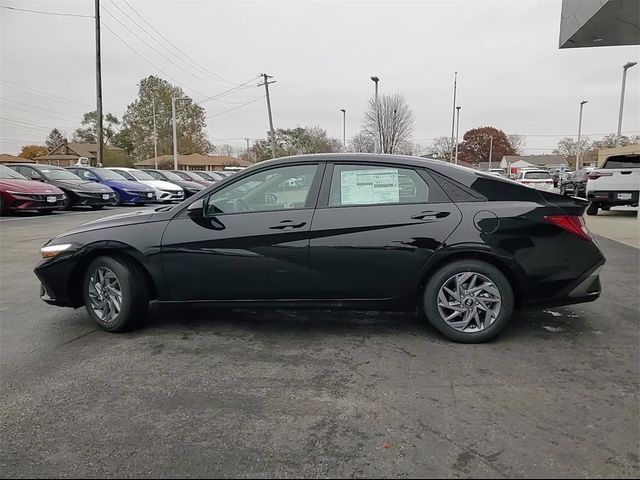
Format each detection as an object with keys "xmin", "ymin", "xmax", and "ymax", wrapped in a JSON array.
[
  {"xmin": 82, "ymin": 256, "xmax": 149, "ymax": 332},
  {"xmin": 586, "ymin": 202, "xmax": 599, "ymax": 216},
  {"xmin": 422, "ymin": 260, "xmax": 514, "ymax": 343}
]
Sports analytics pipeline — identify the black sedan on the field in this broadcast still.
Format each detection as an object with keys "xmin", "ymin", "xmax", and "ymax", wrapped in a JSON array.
[
  {"xmin": 8, "ymin": 164, "xmax": 116, "ymax": 210},
  {"xmin": 34, "ymin": 154, "xmax": 605, "ymax": 343},
  {"xmin": 140, "ymin": 169, "xmax": 204, "ymax": 198},
  {"xmin": 560, "ymin": 169, "xmax": 590, "ymax": 197}
]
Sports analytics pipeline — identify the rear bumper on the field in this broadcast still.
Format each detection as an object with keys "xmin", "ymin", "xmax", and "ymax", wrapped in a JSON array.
[{"xmin": 587, "ymin": 190, "xmax": 639, "ymax": 206}]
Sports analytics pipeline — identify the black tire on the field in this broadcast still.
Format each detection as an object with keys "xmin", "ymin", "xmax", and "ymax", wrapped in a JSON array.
[
  {"xmin": 586, "ymin": 202, "xmax": 599, "ymax": 216},
  {"xmin": 601, "ymin": 206, "xmax": 610, "ymax": 211},
  {"xmin": 40, "ymin": 209, "xmax": 53, "ymax": 215},
  {"xmin": 91, "ymin": 205, "xmax": 105, "ymax": 210},
  {"xmin": 113, "ymin": 191, "xmax": 122, "ymax": 206},
  {"xmin": 422, "ymin": 259, "xmax": 514, "ymax": 343},
  {"xmin": 0, "ymin": 197, "xmax": 6, "ymax": 216},
  {"xmin": 82, "ymin": 255, "xmax": 149, "ymax": 332},
  {"xmin": 63, "ymin": 195, "xmax": 73, "ymax": 211}
]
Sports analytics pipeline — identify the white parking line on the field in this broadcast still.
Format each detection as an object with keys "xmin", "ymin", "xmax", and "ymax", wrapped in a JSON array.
[{"xmin": 0, "ymin": 208, "xmax": 132, "ymax": 223}]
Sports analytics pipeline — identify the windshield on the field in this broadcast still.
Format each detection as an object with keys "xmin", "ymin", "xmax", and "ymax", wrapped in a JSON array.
[
  {"xmin": 196, "ymin": 171, "xmax": 222, "ymax": 181},
  {"xmin": 0, "ymin": 165, "xmax": 27, "ymax": 179},
  {"xmin": 40, "ymin": 168, "xmax": 82, "ymax": 180},
  {"xmin": 603, "ymin": 155, "xmax": 639, "ymax": 169},
  {"xmin": 130, "ymin": 170, "xmax": 156, "ymax": 181},
  {"xmin": 159, "ymin": 171, "xmax": 185, "ymax": 182},
  {"xmin": 524, "ymin": 171, "xmax": 551, "ymax": 180},
  {"xmin": 95, "ymin": 168, "xmax": 126, "ymax": 180},
  {"xmin": 172, "ymin": 171, "xmax": 191, "ymax": 180}
]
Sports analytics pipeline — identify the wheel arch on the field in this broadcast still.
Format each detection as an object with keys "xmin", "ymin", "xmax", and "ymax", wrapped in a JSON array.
[
  {"xmin": 67, "ymin": 241, "xmax": 158, "ymax": 307},
  {"xmin": 416, "ymin": 245, "xmax": 525, "ymax": 309}
]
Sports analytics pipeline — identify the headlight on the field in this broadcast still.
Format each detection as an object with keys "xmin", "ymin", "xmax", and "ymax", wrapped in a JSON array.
[{"xmin": 40, "ymin": 244, "xmax": 73, "ymax": 258}]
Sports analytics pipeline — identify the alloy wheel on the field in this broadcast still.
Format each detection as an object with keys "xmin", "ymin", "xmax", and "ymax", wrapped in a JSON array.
[
  {"xmin": 437, "ymin": 272, "xmax": 502, "ymax": 333},
  {"xmin": 88, "ymin": 267, "xmax": 123, "ymax": 323}
]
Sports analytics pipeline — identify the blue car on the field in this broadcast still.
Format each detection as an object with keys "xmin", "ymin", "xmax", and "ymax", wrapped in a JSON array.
[{"xmin": 66, "ymin": 166, "xmax": 156, "ymax": 205}]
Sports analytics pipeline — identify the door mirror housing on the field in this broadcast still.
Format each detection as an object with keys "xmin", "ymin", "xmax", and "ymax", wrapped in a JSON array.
[
  {"xmin": 29, "ymin": 172, "xmax": 42, "ymax": 181},
  {"xmin": 187, "ymin": 198, "xmax": 205, "ymax": 219}
]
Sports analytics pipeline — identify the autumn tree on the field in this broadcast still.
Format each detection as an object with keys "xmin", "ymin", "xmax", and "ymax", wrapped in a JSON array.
[
  {"xmin": 457, "ymin": 127, "xmax": 517, "ymax": 165},
  {"xmin": 119, "ymin": 76, "xmax": 213, "ymax": 162},
  {"xmin": 45, "ymin": 128, "xmax": 67, "ymax": 150},
  {"xmin": 363, "ymin": 93, "xmax": 414, "ymax": 154},
  {"xmin": 73, "ymin": 111, "xmax": 120, "ymax": 144},
  {"xmin": 19, "ymin": 145, "xmax": 48, "ymax": 159}
]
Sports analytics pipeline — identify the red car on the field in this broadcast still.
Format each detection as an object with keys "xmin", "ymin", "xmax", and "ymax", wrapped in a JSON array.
[{"xmin": 0, "ymin": 164, "xmax": 66, "ymax": 215}]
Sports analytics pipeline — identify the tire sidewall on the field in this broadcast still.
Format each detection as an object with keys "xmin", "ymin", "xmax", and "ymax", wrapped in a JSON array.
[
  {"xmin": 423, "ymin": 260, "xmax": 514, "ymax": 343},
  {"xmin": 83, "ymin": 256, "xmax": 140, "ymax": 332}
]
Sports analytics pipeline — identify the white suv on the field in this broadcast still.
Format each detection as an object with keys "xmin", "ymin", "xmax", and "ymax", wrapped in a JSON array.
[
  {"xmin": 514, "ymin": 169, "xmax": 555, "ymax": 192},
  {"xmin": 586, "ymin": 154, "xmax": 639, "ymax": 215}
]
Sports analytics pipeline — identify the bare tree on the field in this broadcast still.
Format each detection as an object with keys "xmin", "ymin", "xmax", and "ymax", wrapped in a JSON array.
[
  {"xmin": 217, "ymin": 144, "xmax": 239, "ymax": 157},
  {"xmin": 363, "ymin": 93, "xmax": 415, "ymax": 154},
  {"xmin": 507, "ymin": 134, "xmax": 526, "ymax": 154},
  {"xmin": 428, "ymin": 136, "xmax": 455, "ymax": 160},
  {"xmin": 348, "ymin": 130, "xmax": 376, "ymax": 153}
]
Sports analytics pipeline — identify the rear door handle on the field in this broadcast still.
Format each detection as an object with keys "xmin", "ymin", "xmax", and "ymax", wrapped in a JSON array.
[
  {"xmin": 269, "ymin": 220, "xmax": 307, "ymax": 230},
  {"xmin": 411, "ymin": 211, "xmax": 451, "ymax": 220},
  {"xmin": 620, "ymin": 170, "xmax": 632, "ymax": 175}
]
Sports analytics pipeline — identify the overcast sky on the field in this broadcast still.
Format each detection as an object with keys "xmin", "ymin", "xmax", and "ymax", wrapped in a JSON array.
[{"xmin": 1, "ymin": 0, "xmax": 639, "ymax": 156}]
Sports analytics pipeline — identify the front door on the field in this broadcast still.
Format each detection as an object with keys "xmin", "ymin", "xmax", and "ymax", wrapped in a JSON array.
[
  {"xmin": 161, "ymin": 163, "xmax": 322, "ymax": 301},
  {"xmin": 309, "ymin": 163, "xmax": 462, "ymax": 300}
]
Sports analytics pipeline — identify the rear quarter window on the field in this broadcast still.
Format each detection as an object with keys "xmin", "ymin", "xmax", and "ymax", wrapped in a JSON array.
[{"xmin": 602, "ymin": 155, "xmax": 639, "ymax": 169}]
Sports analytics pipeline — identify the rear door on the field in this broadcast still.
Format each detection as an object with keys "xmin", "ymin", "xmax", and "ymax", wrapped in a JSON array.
[{"xmin": 308, "ymin": 163, "xmax": 462, "ymax": 300}]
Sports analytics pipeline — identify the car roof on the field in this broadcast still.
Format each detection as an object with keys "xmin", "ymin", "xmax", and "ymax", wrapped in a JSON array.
[{"xmin": 10, "ymin": 163, "xmax": 63, "ymax": 170}]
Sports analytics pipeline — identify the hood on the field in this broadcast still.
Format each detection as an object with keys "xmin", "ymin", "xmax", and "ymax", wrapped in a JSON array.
[
  {"xmin": 102, "ymin": 179, "xmax": 154, "ymax": 191},
  {"xmin": 49, "ymin": 179, "xmax": 114, "ymax": 193},
  {"xmin": 0, "ymin": 179, "xmax": 64, "ymax": 194},
  {"xmin": 173, "ymin": 180, "xmax": 205, "ymax": 191},
  {"xmin": 140, "ymin": 179, "xmax": 183, "ymax": 192},
  {"xmin": 55, "ymin": 208, "xmax": 159, "ymax": 237}
]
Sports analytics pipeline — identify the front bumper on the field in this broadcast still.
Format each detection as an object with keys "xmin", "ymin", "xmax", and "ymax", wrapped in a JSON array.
[
  {"xmin": 121, "ymin": 191, "xmax": 156, "ymax": 204},
  {"xmin": 72, "ymin": 191, "xmax": 116, "ymax": 207},
  {"xmin": 7, "ymin": 193, "xmax": 66, "ymax": 211},
  {"xmin": 156, "ymin": 190, "xmax": 184, "ymax": 202}
]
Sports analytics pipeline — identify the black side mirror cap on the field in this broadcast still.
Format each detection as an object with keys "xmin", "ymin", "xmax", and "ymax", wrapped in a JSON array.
[{"xmin": 187, "ymin": 198, "xmax": 204, "ymax": 219}]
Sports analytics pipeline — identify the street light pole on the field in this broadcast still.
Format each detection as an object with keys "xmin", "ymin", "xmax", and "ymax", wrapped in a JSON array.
[
  {"xmin": 617, "ymin": 62, "xmax": 637, "ymax": 147},
  {"xmin": 259, "ymin": 73, "xmax": 277, "ymax": 158},
  {"xmin": 171, "ymin": 96, "xmax": 188, "ymax": 170},
  {"xmin": 94, "ymin": 0, "xmax": 103, "ymax": 167},
  {"xmin": 371, "ymin": 76, "xmax": 380, "ymax": 153},
  {"xmin": 454, "ymin": 106, "xmax": 461, "ymax": 165},
  {"xmin": 450, "ymin": 71, "xmax": 458, "ymax": 163},
  {"xmin": 576, "ymin": 100, "xmax": 588, "ymax": 171},
  {"xmin": 488, "ymin": 135, "xmax": 493, "ymax": 170},
  {"xmin": 340, "ymin": 109, "xmax": 346, "ymax": 151},
  {"xmin": 152, "ymin": 100, "xmax": 158, "ymax": 169}
]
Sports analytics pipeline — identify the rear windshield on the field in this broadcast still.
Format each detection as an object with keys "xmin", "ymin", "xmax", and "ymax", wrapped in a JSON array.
[
  {"xmin": 603, "ymin": 155, "xmax": 639, "ymax": 169},
  {"xmin": 524, "ymin": 171, "xmax": 551, "ymax": 180}
]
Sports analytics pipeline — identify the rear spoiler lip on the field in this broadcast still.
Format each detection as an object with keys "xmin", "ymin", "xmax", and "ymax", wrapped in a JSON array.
[{"xmin": 536, "ymin": 190, "xmax": 589, "ymax": 215}]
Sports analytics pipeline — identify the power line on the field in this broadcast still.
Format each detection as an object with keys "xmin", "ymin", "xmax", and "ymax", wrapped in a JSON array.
[
  {"xmin": 0, "ymin": 98, "xmax": 80, "ymax": 122},
  {"xmin": 108, "ymin": 1, "xmax": 236, "ymax": 90},
  {"xmin": 121, "ymin": 0, "xmax": 243, "ymax": 87},
  {"xmin": 206, "ymin": 96, "xmax": 265, "ymax": 119},
  {"xmin": 0, "ymin": 79, "xmax": 93, "ymax": 109},
  {"xmin": 0, "ymin": 5, "xmax": 93, "ymax": 18}
]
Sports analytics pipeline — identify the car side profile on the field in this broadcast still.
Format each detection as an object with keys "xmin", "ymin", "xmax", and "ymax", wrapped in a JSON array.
[
  {"xmin": 560, "ymin": 169, "xmax": 591, "ymax": 198},
  {"xmin": 35, "ymin": 154, "xmax": 605, "ymax": 343}
]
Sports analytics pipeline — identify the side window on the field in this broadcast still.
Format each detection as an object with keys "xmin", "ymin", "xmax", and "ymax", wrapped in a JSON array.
[
  {"xmin": 206, "ymin": 164, "xmax": 318, "ymax": 215},
  {"xmin": 22, "ymin": 167, "xmax": 40, "ymax": 180},
  {"xmin": 147, "ymin": 171, "xmax": 163, "ymax": 181},
  {"xmin": 328, "ymin": 164, "xmax": 430, "ymax": 207},
  {"xmin": 116, "ymin": 170, "xmax": 135, "ymax": 181}
]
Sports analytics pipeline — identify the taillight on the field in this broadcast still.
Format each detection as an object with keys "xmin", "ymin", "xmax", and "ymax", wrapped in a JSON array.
[
  {"xmin": 588, "ymin": 170, "xmax": 613, "ymax": 180},
  {"xmin": 544, "ymin": 215, "xmax": 592, "ymax": 241}
]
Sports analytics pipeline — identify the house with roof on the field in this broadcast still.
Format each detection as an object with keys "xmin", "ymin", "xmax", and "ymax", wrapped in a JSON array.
[
  {"xmin": 134, "ymin": 153, "xmax": 252, "ymax": 171},
  {"xmin": 0, "ymin": 154, "xmax": 34, "ymax": 165},
  {"xmin": 33, "ymin": 140, "xmax": 126, "ymax": 166},
  {"xmin": 500, "ymin": 154, "xmax": 574, "ymax": 173}
]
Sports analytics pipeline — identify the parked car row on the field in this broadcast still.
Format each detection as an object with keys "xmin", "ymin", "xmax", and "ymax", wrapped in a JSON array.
[{"xmin": 0, "ymin": 164, "xmax": 237, "ymax": 216}]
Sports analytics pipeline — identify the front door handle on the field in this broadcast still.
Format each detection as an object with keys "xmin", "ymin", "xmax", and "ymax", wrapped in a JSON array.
[
  {"xmin": 269, "ymin": 220, "xmax": 307, "ymax": 230},
  {"xmin": 411, "ymin": 211, "xmax": 451, "ymax": 220},
  {"xmin": 620, "ymin": 170, "xmax": 632, "ymax": 175}
]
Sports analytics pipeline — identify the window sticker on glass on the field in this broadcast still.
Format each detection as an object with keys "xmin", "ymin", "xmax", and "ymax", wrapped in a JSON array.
[{"xmin": 340, "ymin": 168, "xmax": 399, "ymax": 205}]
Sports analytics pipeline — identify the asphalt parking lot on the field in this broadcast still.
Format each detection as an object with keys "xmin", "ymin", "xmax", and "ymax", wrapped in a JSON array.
[{"xmin": 1, "ymin": 207, "xmax": 639, "ymax": 478}]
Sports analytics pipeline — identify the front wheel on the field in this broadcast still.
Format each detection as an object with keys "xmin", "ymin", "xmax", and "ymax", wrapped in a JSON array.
[
  {"xmin": 83, "ymin": 256, "xmax": 149, "ymax": 332},
  {"xmin": 422, "ymin": 260, "xmax": 514, "ymax": 343},
  {"xmin": 586, "ymin": 202, "xmax": 599, "ymax": 216}
]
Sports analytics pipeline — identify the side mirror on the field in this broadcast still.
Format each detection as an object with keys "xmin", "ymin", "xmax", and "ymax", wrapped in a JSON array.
[{"xmin": 187, "ymin": 198, "xmax": 205, "ymax": 219}]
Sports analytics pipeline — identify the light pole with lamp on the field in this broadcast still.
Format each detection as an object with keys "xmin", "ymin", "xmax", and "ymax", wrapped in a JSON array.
[
  {"xmin": 617, "ymin": 61, "xmax": 637, "ymax": 147},
  {"xmin": 454, "ymin": 106, "xmax": 461, "ymax": 164},
  {"xmin": 171, "ymin": 96, "xmax": 188, "ymax": 170},
  {"xmin": 576, "ymin": 100, "xmax": 588, "ymax": 171},
  {"xmin": 340, "ymin": 109, "xmax": 346, "ymax": 151},
  {"xmin": 371, "ymin": 76, "xmax": 380, "ymax": 153}
]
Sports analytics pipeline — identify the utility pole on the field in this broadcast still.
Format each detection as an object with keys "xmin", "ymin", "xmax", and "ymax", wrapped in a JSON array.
[
  {"xmin": 488, "ymin": 135, "xmax": 493, "ymax": 170},
  {"xmin": 259, "ymin": 73, "xmax": 277, "ymax": 158},
  {"xmin": 172, "ymin": 96, "xmax": 178, "ymax": 170},
  {"xmin": 576, "ymin": 100, "xmax": 588, "ymax": 171},
  {"xmin": 340, "ymin": 109, "xmax": 346, "ymax": 151},
  {"xmin": 245, "ymin": 138, "xmax": 250, "ymax": 152},
  {"xmin": 371, "ymin": 76, "xmax": 380, "ymax": 153},
  {"xmin": 617, "ymin": 62, "xmax": 637, "ymax": 147},
  {"xmin": 94, "ymin": 0, "xmax": 103, "ymax": 167},
  {"xmin": 454, "ymin": 106, "xmax": 461, "ymax": 165},
  {"xmin": 152, "ymin": 100, "xmax": 158, "ymax": 169},
  {"xmin": 450, "ymin": 71, "xmax": 458, "ymax": 163}
]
